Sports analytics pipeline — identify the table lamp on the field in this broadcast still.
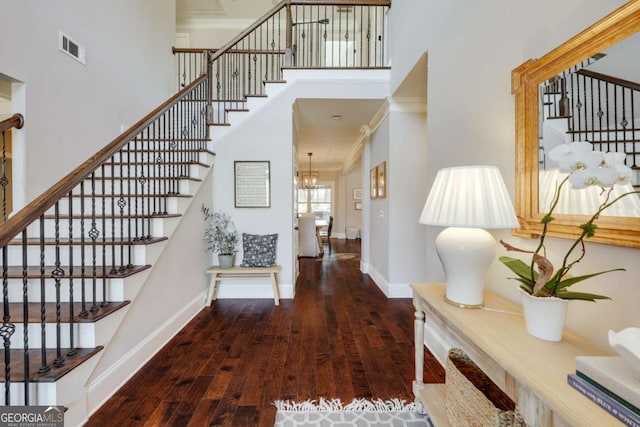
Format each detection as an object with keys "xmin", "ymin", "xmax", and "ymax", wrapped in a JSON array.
[{"xmin": 419, "ymin": 165, "xmax": 519, "ymax": 308}]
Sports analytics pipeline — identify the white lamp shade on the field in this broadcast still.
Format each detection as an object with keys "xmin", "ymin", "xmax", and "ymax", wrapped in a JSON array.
[{"xmin": 419, "ymin": 165, "xmax": 519, "ymax": 229}]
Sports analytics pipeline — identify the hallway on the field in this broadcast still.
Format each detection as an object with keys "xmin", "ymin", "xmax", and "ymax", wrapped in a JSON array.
[{"xmin": 86, "ymin": 239, "xmax": 444, "ymax": 426}]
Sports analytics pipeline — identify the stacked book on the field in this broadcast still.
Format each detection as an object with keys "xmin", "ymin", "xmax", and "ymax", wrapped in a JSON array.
[{"xmin": 567, "ymin": 356, "xmax": 640, "ymax": 427}]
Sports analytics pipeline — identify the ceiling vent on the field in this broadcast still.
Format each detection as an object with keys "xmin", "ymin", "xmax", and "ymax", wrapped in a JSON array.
[{"xmin": 59, "ymin": 31, "xmax": 86, "ymax": 65}]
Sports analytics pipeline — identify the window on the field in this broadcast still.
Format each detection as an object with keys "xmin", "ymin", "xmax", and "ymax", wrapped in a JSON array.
[{"xmin": 298, "ymin": 184, "xmax": 332, "ymax": 222}]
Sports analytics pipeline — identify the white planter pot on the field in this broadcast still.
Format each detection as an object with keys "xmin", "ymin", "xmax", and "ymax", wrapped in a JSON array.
[{"xmin": 520, "ymin": 288, "xmax": 569, "ymax": 342}]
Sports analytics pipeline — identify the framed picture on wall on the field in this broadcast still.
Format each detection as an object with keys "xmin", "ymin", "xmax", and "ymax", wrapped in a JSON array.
[
  {"xmin": 370, "ymin": 166, "xmax": 378, "ymax": 199},
  {"xmin": 377, "ymin": 161, "xmax": 386, "ymax": 198},
  {"xmin": 355, "ymin": 202, "xmax": 362, "ymax": 211},
  {"xmin": 234, "ymin": 161, "xmax": 271, "ymax": 208},
  {"xmin": 353, "ymin": 188, "xmax": 363, "ymax": 200}
]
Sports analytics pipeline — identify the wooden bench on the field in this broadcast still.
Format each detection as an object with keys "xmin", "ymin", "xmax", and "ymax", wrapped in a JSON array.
[{"xmin": 206, "ymin": 265, "xmax": 281, "ymax": 306}]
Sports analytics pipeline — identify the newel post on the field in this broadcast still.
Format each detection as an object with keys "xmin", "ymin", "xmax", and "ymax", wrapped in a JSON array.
[{"xmin": 285, "ymin": 2, "xmax": 293, "ymax": 66}]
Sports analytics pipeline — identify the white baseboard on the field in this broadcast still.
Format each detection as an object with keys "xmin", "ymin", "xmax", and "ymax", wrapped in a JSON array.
[
  {"xmin": 85, "ymin": 293, "xmax": 205, "ymax": 419},
  {"xmin": 366, "ymin": 265, "xmax": 412, "ymax": 298}
]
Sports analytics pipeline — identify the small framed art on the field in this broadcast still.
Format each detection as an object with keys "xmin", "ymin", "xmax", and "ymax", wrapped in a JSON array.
[
  {"xmin": 370, "ymin": 166, "xmax": 378, "ymax": 199},
  {"xmin": 234, "ymin": 161, "xmax": 271, "ymax": 208}
]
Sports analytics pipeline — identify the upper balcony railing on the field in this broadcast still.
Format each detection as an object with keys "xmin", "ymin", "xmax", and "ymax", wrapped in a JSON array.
[{"xmin": 173, "ymin": 0, "xmax": 391, "ymax": 124}]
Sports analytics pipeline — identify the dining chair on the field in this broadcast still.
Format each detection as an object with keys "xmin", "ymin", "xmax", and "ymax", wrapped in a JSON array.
[{"xmin": 319, "ymin": 215, "xmax": 333, "ymax": 254}]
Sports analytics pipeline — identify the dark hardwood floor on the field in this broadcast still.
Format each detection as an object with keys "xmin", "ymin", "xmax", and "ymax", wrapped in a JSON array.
[{"xmin": 86, "ymin": 238, "xmax": 444, "ymax": 426}]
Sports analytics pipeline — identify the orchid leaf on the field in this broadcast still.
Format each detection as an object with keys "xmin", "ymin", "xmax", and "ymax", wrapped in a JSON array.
[
  {"xmin": 499, "ymin": 256, "xmax": 536, "ymax": 284},
  {"xmin": 555, "ymin": 268, "xmax": 625, "ymax": 290},
  {"xmin": 555, "ymin": 291, "xmax": 611, "ymax": 301}
]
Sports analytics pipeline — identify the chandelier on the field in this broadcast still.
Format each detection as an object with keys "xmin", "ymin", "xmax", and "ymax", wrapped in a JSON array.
[{"xmin": 301, "ymin": 152, "xmax": 319, "ymax": 189}]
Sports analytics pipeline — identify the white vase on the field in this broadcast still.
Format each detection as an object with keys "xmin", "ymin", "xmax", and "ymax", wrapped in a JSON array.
[
  {"xmin": 520, "ymin": 288, "xmax": 569, "ymax": 342},
  {"xmin": 218, "ymin": 254, "xmax": 235, "ymax": 269}
]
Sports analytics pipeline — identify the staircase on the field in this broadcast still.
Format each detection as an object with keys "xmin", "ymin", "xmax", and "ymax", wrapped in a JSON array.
[
  {"xmin": 0, "ymin": 1, "xmax": 390, "ymax": 425},
  {"xmin": 541, "ymin": 61, "xmax": 640, "ymax": 187}
]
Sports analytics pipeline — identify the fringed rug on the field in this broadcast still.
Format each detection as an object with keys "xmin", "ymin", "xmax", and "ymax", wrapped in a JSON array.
[{"xmin": 273, "ymin": 397, "xmax": 434, "ymax": 426}]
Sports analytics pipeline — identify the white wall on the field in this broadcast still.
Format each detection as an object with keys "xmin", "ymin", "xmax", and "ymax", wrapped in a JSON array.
[
  {"xmin": 0, "ymin": 0, "xmax": 176, "ymax": 204},
  {"xmin": 367, "ymin": 117, "xmax": 390, "ymax": 282},
  {"xmin": 211, "ymin": 72, "xmax": 388, "ymax": 294},
  {"xmin": 388, "ymin": 0, "xmax": 637, "ymax": 350},
  {"xmin": 387, "ymin": 100, "xmax": 427, "ymax": 295},
  {"xmin": 343, "ymin": 161, "xmax": 363, "ymax": 237}
]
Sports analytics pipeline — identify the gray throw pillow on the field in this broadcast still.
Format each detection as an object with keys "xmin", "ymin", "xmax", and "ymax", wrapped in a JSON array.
[{"xmin": 240, "ymin": 233, "xmax": 278, "ymax": 267}]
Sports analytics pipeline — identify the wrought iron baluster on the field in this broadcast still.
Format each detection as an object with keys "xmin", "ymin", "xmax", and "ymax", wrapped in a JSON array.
[
  {"xmin": 79, "ymin": 181, "xmax": 88, "ymax": 318},
  {"xmin": 68, "ymin": 190, "xmax": 77, "ymax": 354},
  {"xmin": 38, "ymin": 215, "xmax": 49, "ymax": 373},
  {"xmin": 118, "ymin": 150, "xmax": 126, "ymax": 272},
  {"xmin": 1, "ymin": 131, "xmax": 7, "ymax": 223},
  {"xmin": 89, "ymin": 173, "xmax": 100, "ymax": 312},
  {"xmin": 21, "ymin": 232, "xmax": 29, "ymax": 404},
  {"xmin": 2, "ymin": 244, "xmax": 15, "ymax": 404},
  {"xmin": 125, "ymin": 144, "xmax": 133, "ymax": 270},
  {"xmin": 52, "ymin": 202, "xmax": 65, "ymax": 367}
]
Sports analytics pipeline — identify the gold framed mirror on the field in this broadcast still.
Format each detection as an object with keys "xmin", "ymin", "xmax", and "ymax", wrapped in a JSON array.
[{"xmin": 511, "ymin": 2, "xmax": 640, "ymax": 248}]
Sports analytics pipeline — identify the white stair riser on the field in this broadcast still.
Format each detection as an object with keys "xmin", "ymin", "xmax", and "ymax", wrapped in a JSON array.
[
  {"xmin": 82, "ymin": 163, "xmax": 205, "ymax": 178},
  {"xmin": 25, "ymin": 217, "xmax": 167, "ymax": 240},
  {"xmin": 246, "ymin": 96, "xmax": 268, "ymax": 111},
  {"xmin": 226, "ymin": 110, "xmax": 250, "ymax": 127},
  {"xmin": 111, "ymin": 151, "xmax": 210, "ymax": 162},
  {"xmin": 264, "ymin": 81, "xmax": 286, "ymax": 98},
  {"xmin": 6, "ymin": 243, "xmax": 150, "ymax": 266},
  {"xmin": 0, "ymin": 352, "xmax": 102, "ymax": 406},
  {"xmin": 7, "ymin": 277, "xmax": 125, "ymax": 303},
  {"xmin": 10, "ymin": 308, "xmax": 127, "ymax": 349},
  {"xmin": 44, "ymin": 197, "xmax": 181, "ymax": 216},
  {"xmin": 79, "ymin": 178, "xmax": 193, "ymax": 195}
]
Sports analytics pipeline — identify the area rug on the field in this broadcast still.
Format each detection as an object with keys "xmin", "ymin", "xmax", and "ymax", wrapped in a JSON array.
[{"xmin": 273, "ymin": 397, "xmax": 434, "ymax": 426}]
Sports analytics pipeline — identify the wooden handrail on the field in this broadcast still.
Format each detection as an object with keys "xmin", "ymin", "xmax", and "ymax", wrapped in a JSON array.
[
  {"xmin": 290, "ymin": 0, "xmax": 390, "ymax": 5},
  {"xmin": 174, "ymin": 48, "xmax": 286, "ymax": 55},
  {"xmin": 577, "ymin": 69, "xmax": 640, "ymax": 92},
  {"xmin": 0, "ymin": 75, "xmax": 206, "ymax": 247},
  {"xmin": 0, "ymin": 113, "xmax": 24, "ymax": 133},
  {"xmin": 208, "ymin": 0, "xmax": 391, "ymax": 64},
  {"xmin": 210, "ymin": 1, "xmax": 289, "ymax": 64}
]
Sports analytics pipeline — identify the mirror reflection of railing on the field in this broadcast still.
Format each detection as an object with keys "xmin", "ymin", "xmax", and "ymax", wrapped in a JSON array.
[
  {"xmin": 172, "ymin": 0, "xmax": 390, "ymax": 125},
  {"xmin": 541, "ymin": 68, "xmax": 640, "ymax": 177},
  {"xmin": 512, "ymin": 1, "xmax": 640, "ymax": 248}
]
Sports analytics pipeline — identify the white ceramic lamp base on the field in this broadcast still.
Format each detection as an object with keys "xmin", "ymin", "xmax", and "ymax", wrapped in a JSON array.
[{"xmin": 435, "ymin": 227, "xmax": 496, "ymax": 308}]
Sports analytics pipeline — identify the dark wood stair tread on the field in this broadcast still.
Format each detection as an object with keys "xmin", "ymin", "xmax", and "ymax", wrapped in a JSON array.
[
  {"xmin": 9, "ymin": 301, "xmax": 130, "ymax": 323},
  {"xmin": 9, "ymin": 237, "xmax": 167, "ymax": 246},
  {"xmin": 3, "ymin": 265, "xmax": 151, "ymax": 279},
  {"xmin": 264, "ymin": 80, "xmax": 286, "ymax": 84},
  {"xmin": 1, "ymin": 347, "xmax": 103, "ymax": 383},
  {"xmin": 128, "ymin": 138, "xmax": 210, "ymax": 142},
  {"xmin": 43, "ymin": 213, "xmax": 182, "ymax": 220},
  {"xmin": 100, "ymin": 161, "xmax": 210, "ymax": 167},
  {"xmin": 85, "ymin": 176, "xmax": 202, "ymax": 182},
  {"xmin": 67, "ymin": 193, "xmax": 192, "ymax": 199},
  {"xmin": 225, "ymin": 108, "xmax": 249, "ymax": 112},
  {"xmin": 566, "ymin": 128, "xmax": 640, "ymax": 134},
  {"xmin": 547, "ymin": 115, "xmax": 572, "ymax": 119}
]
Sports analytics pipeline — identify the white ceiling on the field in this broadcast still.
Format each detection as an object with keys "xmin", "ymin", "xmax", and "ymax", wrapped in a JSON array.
[{"xmin": 176, "ymin": 0, "xmax": 386, "ymax": 171}]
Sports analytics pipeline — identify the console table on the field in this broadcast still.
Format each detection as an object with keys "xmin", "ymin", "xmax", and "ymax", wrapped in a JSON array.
[{"xmin": 411, "ymin": 283, "xmax": 615, "ymax": 427}]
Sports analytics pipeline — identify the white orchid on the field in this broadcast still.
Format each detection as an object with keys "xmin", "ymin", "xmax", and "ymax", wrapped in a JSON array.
[{"xmin": 500, "ymin": 141, "xmax": 639, "ymax": 301}]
